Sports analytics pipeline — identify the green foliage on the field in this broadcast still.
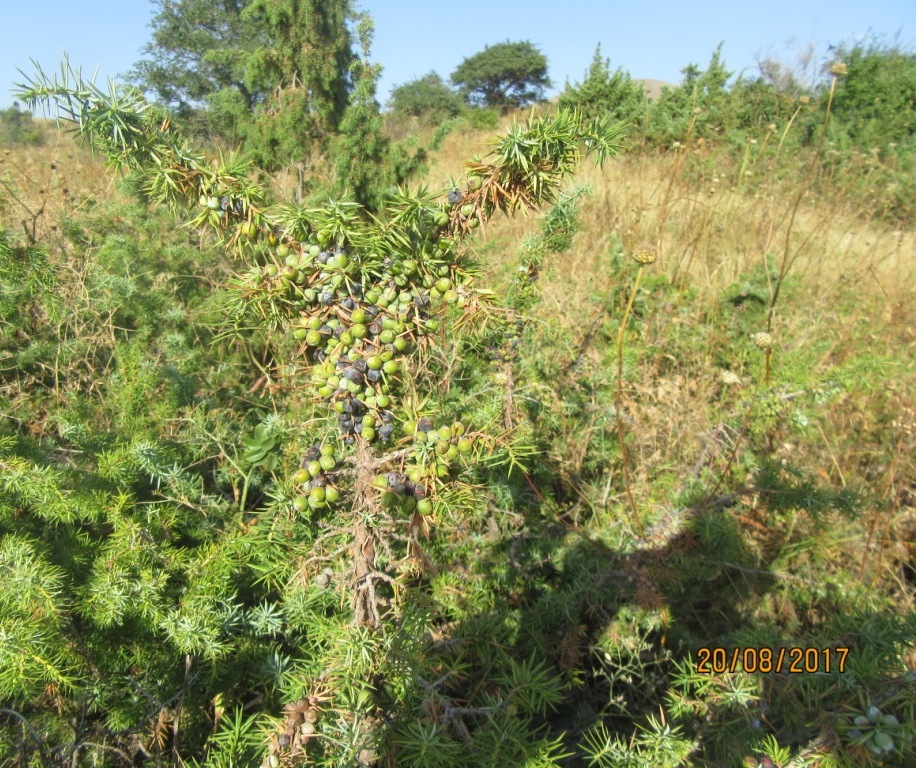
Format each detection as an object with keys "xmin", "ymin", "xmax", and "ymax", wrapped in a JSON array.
[
  {"xmin": 558, "ymin": 45, "xmax": 648, "ymax": 125},
  {"xmin": 814, "ymin": 39, "xmax": 916, "ymax": 222},
  {"xmin": 647, "ymin": 44, "xmax": 734, "ymax": 143},
  {"xmin": 130, "ymin": 0, "xmax": 356, "ymax": 168},
  {"xmin": 194, "ymin": 709, "xmax": 266, "ymax": 768},
  {"xmin": 245, "ymin": 0, "xmax": 354, "ymax": 131},
  {"xmin": 725, "ymin": 74, "xmax": 800, "ymax": 132},
  {"xmin": 617, "ymin": 38, "xmax": 916, "ymax": 223},
  {"xmin": 242, "ymin": 0, "xmax": 356, "ymax": 169},
  {"xmin": 331, "ymin": 15, "xmax": 419, "ymax": 211},
  {"xmin": 389, "ymin": 72, "xmax": 463, "ymax": 119},
  {"xmin": 0, "ymin": 535, "xmax": 80, "ymax": 698},
  {"xmin": 457, "ymin": 107, "xmax": 501, "ymax": 131},
  {"xmin": 507, "ymin": 185, "xmax": 590, "ymax": 319},
  {"xmin": 0, "ymin": 198, "xmax": 265, "ymax": 765},
  {"xmin": 828, "ymin": 38, "xmax": 916, "ymax": 147},
  {"xmin": 128, "ymin": 0, "xmax": 265, "ymax": 134},
  {"xmin": 428, "ymin": 117, "xmax": 460, "ymax": 150},
  {"xmin": 451, "ymin": 40, "xmax": 551, "ymax": 110},
  {"xmin": 0, "ymin": 228, "xmax": 57, "ymax": 324},
  {"xmin": 0, "ymin": 105, "xmax": 45, "ymax": 146},
  {"xmin": 583, "ymin": 716, "xmax": 696, "ymax": 767}
]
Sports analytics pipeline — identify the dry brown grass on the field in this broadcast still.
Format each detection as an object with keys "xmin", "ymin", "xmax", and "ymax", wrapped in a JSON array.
[
  {"xmin": 419, "ymin": 123, "xmax": 916, "ymax": 368},
  {"xmin": 419, "ymin": 119, "xmax": 915, "ymax": 561},
  {"xmin": 0, "ymin": 123, "xmax": 111, "ymax": 240},
  {"xmin": 435, "ymin": 128, "xmax": 911, "ymax": 286},
  {"xmin": 9, "ymin": 118, "xmax": 910, "ymax": 309}
]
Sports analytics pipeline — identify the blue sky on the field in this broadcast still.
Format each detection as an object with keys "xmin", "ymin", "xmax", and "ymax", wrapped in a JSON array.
[{"xmin": 3, "ymin": 0, "xmax": 913, "ymax": 111}]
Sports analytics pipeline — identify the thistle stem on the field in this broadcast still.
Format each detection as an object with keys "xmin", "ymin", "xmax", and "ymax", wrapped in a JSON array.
[{"xmin": 615, "ymin": 267, "xmax": 647, "ymax": 538}]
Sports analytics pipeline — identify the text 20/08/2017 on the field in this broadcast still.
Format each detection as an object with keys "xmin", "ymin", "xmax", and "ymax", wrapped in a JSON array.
[{"xmin": 696, "ymin": 646, "xmax": 849, "ymax": 674}]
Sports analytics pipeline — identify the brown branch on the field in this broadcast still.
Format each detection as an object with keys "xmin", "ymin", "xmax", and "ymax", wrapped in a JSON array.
[{"xmin": 349, "ymin": 439, "xmax": 386, "ymax": 630}]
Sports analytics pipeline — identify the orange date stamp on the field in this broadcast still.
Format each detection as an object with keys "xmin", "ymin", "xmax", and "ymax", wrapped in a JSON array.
[{"xmin": 696, "ymin": 646, "xmax": 849, "ymax": 674}]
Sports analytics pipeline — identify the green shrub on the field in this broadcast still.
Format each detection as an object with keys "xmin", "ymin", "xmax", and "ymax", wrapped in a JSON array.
[
  {"xmin": 558, "ymin": 45, "xmax": 648, "ymax": 125},
  {"xmin": 828, "ymin": 38, "xmax": 916, "ymax": 147},
  {"xmin": 459, "ymin": 106, "xmax": 501, "ymax": 130},
  {"xmin": 389, "ymin": 72, "xmax": 463, "ymax": 119},
  {"xmin": 9, "ymin": 61, "xmax": 629, "ymax": 767},
  {"xmin": 0, "ymin": 105, "xmax": 45, "ymax": 146}
]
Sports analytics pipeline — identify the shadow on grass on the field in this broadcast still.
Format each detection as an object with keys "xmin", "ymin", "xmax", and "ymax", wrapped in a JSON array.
[{"xmin": 415, "ymin": 463, "xmax": 914, "ymax": 765}]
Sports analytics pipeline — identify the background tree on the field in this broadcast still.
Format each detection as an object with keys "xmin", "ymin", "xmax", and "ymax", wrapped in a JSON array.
[
  {"xmin": 388, "ymin": 71, "xmax": 463, "ymax": 119},
  {"xmin": 558, "ymin": 44, "xmax": 647, "ymax": 124},
  {"xmin": 332, "ymin": 15, "xmax": 407, "ymax": 211},
  {"xmin": 451, "ymin": 40, "xmax": 551, "ymax": 111},
  {"xmin": 827, "ymin": 38, "xmax": 916, "ymax": 146},
  {"xmin": 242, "ymin": 0, "xmax": 356, "ymax": 168},
  {"xmin": 128, "ymin": 0, "xmax": 264, "ymax": 140},
  {"xmin": 130, "ymin": 0, "xmax": 356, "ymax": 168},
  {"xmin": 0, "ymin": 103, "xmax": 44, "ymax": 146},
  {"xmin": 647, "ymin": 44, "xmax": 734, "ymax": 143}
]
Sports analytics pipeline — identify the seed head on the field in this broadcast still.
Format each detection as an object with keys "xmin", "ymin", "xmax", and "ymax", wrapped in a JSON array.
[
  {"xmin": 751, "ymin": 331, "xmax": 774, "ymax": 350},
  {"xmin": 829, "ymin": 62, "xmax": 848, "ymax": 77},
  {"xmin": 632, "ymin": 243, "xmax": 657, "ymax": 265},
  {"xmin": 720, "ymin": 370, "xmax": 742, "ymax": 386}
]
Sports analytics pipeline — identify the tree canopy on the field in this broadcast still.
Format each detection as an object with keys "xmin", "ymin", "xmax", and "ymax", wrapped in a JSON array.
[
  {"xmin": 388, "ymin": 71, "xmax": 463, "ymax": 118},
  {"xmin": 129, "ymin": 0, "xmax": 356, "ymax": 167},
  {"xmin": 646, "ymin": 44, "xmax": 734, "ymax": 141},
  {"xmin": 828, "ymin": 39, "xmax": 916, "ymax": 145},
  {"xmin": 451, "ymin": 40, "xmax": 551, "ymax": 111},
  {"xmin": 129, "ymin": 0, "xmax": 265, "ymax": 124},
  {"xmin": 558, "ymin": 45, "xmax": 647, "ymax": 123}
]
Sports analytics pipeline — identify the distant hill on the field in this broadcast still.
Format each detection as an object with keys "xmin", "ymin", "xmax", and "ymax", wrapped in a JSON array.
[{"xmin": 633, "ymin": 78, "xmax": 676, "ymax": 100}]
